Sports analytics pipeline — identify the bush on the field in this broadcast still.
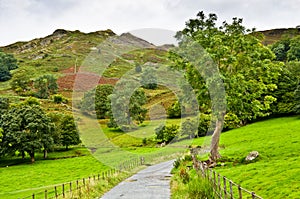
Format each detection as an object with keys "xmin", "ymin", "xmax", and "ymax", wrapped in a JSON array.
[
  {"xmin": 53, "ymin": 94, "xmax": 68, "ymax": 104},
  {"xmin": 198, "ymin": 113, "xmax": 211, "ymax": 137},
  {"xmin": 224, "ymin": 112, "xmax": 241, "ymax": 130},
  {"xmin": 167, "ymin": 101, "xmax": 181, "ymax": 118},
  {"xmin": 155, "ymin": 124, "xmax": 179, "ymax": 144}
]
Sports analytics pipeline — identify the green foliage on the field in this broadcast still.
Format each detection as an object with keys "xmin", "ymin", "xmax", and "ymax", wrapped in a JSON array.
[
  {"xmin": 287, "ymin": 36, "xmax": 300, "ymax": 61},
  {"xmin": 0, "ymin": 51, "xmax": 18, "ymax": 82},
  {"xmin": 167, "ymin": 101, "xmax": 181, "ymax": 118},
  {"xmin": 21, "ymin": 97, "xmax": 40, "ymax": 106},
  {"xmin": 155, "ymin": 124, "xmax": 179, "ymax": 143},
  {"xmin": 80, "ymin": 84, "xmax": 114, "ymax": 118},
  {"xmin": 47, "ymin": 113, "xmax": 81, "ymax": 149},
  {"xmin": 0, "ymin": 104, "xmax": 54, "ymax": 162},
  {"xmin": 0, "ymin": 97, "xmax": 9, "ymax": 115},
  {"xmin": 224, "ymin": 112, "xmax": 240, "ymax": 130},
  {"xmin": 271, "ymin": 36, "xmax": 300, "ymax": 61},
  {"xmin": 270, "ymin": 38, "xmax": 290, "ymax": 61},
  {"xmin": 95, "ymin": 84, "xmax": 114, "ymax": 118},
  {"xmin": 34, "ymin": 74, "xmax": 58, "ymax": 99},
  {"xmin": 181, "ymin": 118, "xmax": 198, "ymax": 139},
  {"xmin": 58, "ymin": 114, "xmax": 81, "ymax": 150},
  {"xmin": 108, "ymin": 80, "xmax": 147, "ymax": 129},
  {"xmin": 197, "ymin": 113, "xmax": 211, "ymax": 137},
  {"xmin": 140, "ymin": 67, "xmax": 158, "ymax": 89},
  {"xmin": 171, "ymin": 157, "xmax": 214, "ymax": 199},
  {"xmin": 10, "ymin": 68, "xmax": 32, "ymax": 95},
  {"xmin": 293, "ymin": 84, "xmax": 300, "ymax": 113},
  {"xmin": 270, "ymin": 65, "xmax": 298, "ymax": 115},
  {"xmin": 174, "ymin": 11, "xmax": 282, "ymax": 125},
  {"xmin": 53, "ymin": 94, "xmax": 68, "ymax": 104}
]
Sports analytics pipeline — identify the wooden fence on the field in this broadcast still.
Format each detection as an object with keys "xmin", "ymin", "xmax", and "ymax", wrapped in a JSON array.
[
  {"xmin": 19, "ymin": 156, "xmax": 145, "ymax": 199},
  {"xmin": 204, "ymin": 168, "xmax": 263, "ymax": 199},
  {"xmin": 18, "ymin": 150, "xmax": 183, "ymax": 199}
]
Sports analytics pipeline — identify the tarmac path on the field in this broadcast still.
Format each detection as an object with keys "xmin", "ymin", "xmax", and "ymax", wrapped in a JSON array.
[{"xmin": 101, "ymin": 160, "xmax": 175, "ymax": 199}]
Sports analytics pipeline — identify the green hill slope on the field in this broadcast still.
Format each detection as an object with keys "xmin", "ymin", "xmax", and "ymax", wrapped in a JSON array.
[{"xmin": 189, "ymin": 116, "xmax": 300, "ymax": 198}]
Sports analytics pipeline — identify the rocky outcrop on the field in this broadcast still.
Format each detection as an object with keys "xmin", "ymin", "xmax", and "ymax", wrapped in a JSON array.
[{"xmin": 245, "ymin": 151, "xmax": 259, "ymax": 161}]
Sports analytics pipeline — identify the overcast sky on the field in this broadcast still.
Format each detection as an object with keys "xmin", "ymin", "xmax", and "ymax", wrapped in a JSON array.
[{"xmin": 1, "ymin": 0, "xmax": 300, "ymax": 46}]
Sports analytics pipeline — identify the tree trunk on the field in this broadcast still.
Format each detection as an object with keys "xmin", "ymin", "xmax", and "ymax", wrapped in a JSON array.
[
  {"xmin": 210, "ymin": 112, "xmax": 225, "ymax": 162},
  {"xmin": 29, "ymin": 152, "xmax": 35, "ymax": 163},
  {"xmin": 66, "ymin": 145, "xmax": 68, "ymax": 150},
  {"xmin": 44, "ymin": 149, "xmax": 48, "ymax": 159},
  {"xmin": 21, "ymin": 151, "xmax": 25, "ymax": 160}
]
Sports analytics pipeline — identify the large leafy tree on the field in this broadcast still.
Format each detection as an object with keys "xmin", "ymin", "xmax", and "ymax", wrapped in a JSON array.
[
  {"xmin": 174, "ymin": 11, "xmax": 282, "ymax": 161},
  {"xmin": 0, "ymin": 51, "xmax": 18, "ymax": 82},
  {"xmin": 0, "ymin": 104, "xmax": 54, "ymax": 163}
]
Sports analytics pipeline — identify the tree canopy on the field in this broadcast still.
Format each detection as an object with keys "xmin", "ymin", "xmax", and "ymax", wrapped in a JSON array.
[
  {"xmin": 0, "ymin": 51, "xmax": 18, "ymax": 82},
  {"xmin": 174, "ymin": 11, "xmax": 283, "ymax": 160},
  {"xmin": 0, "ymin": 104, "xmax": 54, "ymax": 163}
]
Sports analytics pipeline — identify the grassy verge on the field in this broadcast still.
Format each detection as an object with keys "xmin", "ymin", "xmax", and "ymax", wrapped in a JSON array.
[{"xmin": 171, "ymin": 155, "xmax": 215, "ymax": 199}]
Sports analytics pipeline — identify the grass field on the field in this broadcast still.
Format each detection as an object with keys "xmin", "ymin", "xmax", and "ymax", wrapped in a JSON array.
[
  {"xmin": 189, "ymin": 116, "xmax": 300, "ymax": 198},
  {"xmin": 0, "ymin": 147, "xmax": 109, "ymax": 199},
  {"xmin": 1, "ymin": 116, "xmax": 299, "ymax": 198}
]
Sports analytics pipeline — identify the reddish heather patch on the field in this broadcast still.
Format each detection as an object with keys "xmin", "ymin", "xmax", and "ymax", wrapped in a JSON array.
[{"xmin": 58, "ymin": 67, "xmax": 118, "ymax": 91}]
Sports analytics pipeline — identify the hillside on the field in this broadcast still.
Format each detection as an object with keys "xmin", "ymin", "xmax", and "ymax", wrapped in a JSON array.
[
  {"xmin": 0, "ymin": 29, "xmax": 176, "ymax": 111},
  {"xmin": 259, "ymin": 27, "xmax": 300, "ymax": 45}
]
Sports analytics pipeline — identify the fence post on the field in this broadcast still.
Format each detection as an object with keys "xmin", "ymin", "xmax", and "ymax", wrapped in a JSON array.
[
  {"xmin": 213, "ymin": 170, "xmax": 217, "ymax": 191},
  {"xmin": 62, "ymin": 183, "xmax": 65, "ymax": 198},
  {"xmin": 223, "ymin": 177, "xmax": 227, "ymax": 199},
  {"xmin": 238, "ymin": 185, "xmax": 242, "ymax": 199},
  {"xmin": 32, "ymin": 193, "xmax": 35, "ymax": 199},
  {"xmin": 76, "ymin": 180, "xmax": 79, "ymax": 191},
  {"xmin": 83, "ymin": 178, "xmax": 85, "ymax": 187},
  {"xmin": 98, "ymin": 173, "xmax": 100, "ymax": 180},
  {"xmin": 229, "ymin": 180, "xmax": 233, "ymax": 199},
  {"xmin": 70, "ymin": 182, "xmax": 72, "ymax": 196},
  {"xmin": 45, "ymin": 189, "xmax": 47, "ymax": 199},
  {"xmin": 54, "ymin": 186, "xmax": 58, "ymax": 199},
  {"xmin": 218, "ymin": 174, "xmax": 221, "ymax": 198},
  {"xmin": 252, "ymin": 192, "xmax": 256, "ymax": 199}
]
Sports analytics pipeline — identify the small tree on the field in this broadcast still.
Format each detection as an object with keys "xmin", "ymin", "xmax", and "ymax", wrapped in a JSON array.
[
  {"xmin": 34, "ymin": 74, "xmax": 58, "ymax": 99},
  {"xmin": 59, "ymin": 115, "xmax": 81, "ymax": 150},
  {"xmin": 0, "ymin": 51, "xmax": 18, "ymax": 82},
  {"xmin": 10, "ymin": 69, "xmax": 32, "ymax": 95}
]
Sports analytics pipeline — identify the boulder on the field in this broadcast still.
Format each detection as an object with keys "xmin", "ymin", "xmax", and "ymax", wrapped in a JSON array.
[{"xmin": 245, "ymin": 151, "xmax": 259, "ymax": 161}]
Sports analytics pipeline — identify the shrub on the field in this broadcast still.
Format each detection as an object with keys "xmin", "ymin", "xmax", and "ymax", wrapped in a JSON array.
[
  {"xmin": 155, "ymin": 124, "xmax": 179, "ymax": 143},
  {"xmin": 198, "ymin": 113, "xmax": 211, "ymax": 137},
  {"xmin": 167, "ymin": 101, "xmax": 181, "ymax": 118}
]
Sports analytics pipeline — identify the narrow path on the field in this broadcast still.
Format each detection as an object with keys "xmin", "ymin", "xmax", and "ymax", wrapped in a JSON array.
[{"xmin": 101, "ymin": 160, "xmax": 175, "ymax": 199}]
